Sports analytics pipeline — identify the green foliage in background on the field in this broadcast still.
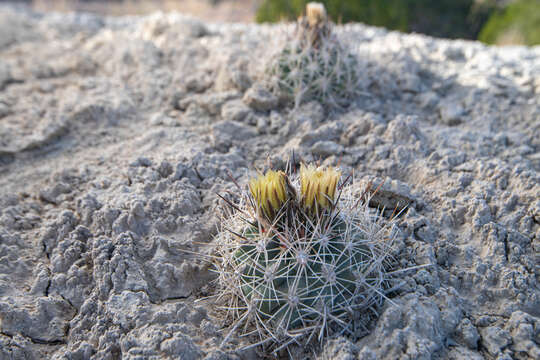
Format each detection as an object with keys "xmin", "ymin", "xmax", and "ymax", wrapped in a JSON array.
[
  {"xmin": 479, "ymin": 0, "xmax": 540, "ymax": 45},
  {"xmin": 256, "ymin": 0, "xmax": 495, "ymax": 40}
]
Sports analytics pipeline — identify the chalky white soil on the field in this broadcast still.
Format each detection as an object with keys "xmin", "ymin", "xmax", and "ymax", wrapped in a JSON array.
[{"xmin": 0, "ymin": 5, "xmax": 539, "ymax": 360}]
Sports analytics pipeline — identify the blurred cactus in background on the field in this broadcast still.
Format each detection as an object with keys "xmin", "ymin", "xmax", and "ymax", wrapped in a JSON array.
[{"xmin": 265, "ymin": 2, "xmax": 361, "ymax": 109}]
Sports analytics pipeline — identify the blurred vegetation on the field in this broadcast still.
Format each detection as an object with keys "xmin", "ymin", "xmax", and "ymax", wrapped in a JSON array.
[
  {"xmin": 479, "ymin": 0, "xmax": 540, "ymax": 45},
  {"xmin": 255, "ymin": 0, "xmax": 496, "ymax": 40}
]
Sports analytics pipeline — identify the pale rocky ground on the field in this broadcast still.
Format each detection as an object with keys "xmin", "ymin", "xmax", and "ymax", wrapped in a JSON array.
[{"xmin": 0, "ymin": 4, "xmax": 539, "ymax": 360}]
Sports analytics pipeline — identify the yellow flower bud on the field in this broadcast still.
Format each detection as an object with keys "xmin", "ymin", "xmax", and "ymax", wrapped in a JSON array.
[
  {"xmin": 300, "ymin": 164, "xmax": 341, "ymax": 214},
  {"xmin": 306, "ymin": 2, "xmax": 327, "ymax": 27},
  {"xmin": 249, "ymin": 170, "xmax": 288, "ymax": 221}
]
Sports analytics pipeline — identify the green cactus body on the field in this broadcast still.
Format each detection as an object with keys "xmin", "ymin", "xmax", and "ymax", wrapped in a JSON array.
[
  {"xmin": 270, "ymin": 40, "xmax": 359, "ymax": 109},
  {"xmin": 232, "ymin": 217, "xmax": 377, "ymax": 332}
]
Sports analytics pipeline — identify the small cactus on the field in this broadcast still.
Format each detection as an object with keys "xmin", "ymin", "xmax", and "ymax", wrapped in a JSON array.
[
  {"xmin": 266, "ymin": 2, "xmax": 360, "ymax": 109},
  {"xmin": 213, "ymin": 163, "xmax": 399, "ymax": 352}
]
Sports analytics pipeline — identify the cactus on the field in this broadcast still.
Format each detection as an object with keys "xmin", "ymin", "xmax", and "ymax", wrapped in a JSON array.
[
  {"xmin": 213, "ymin": 163, "xmax": 399, "ymax": 352},
  {"xmin": 266, "ymin": 2, "xmax": 361, "ymax": 109}
]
